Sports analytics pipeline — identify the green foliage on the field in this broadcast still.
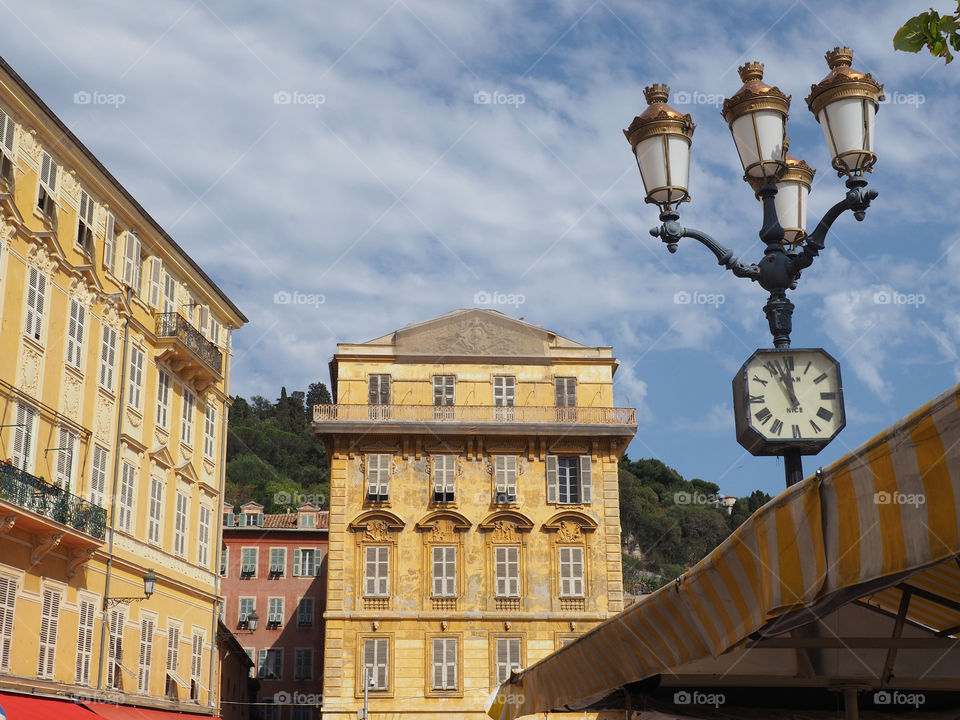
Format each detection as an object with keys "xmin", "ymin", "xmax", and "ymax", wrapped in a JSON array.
[{"xmin": 895, "ymin": 4, "xmax": 960, "ymax": 63}]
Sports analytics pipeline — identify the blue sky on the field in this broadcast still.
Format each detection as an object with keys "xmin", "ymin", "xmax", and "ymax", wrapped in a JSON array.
[{"xmin": 3, "ymin": 0, "xmax": 959, "ymax": 498}]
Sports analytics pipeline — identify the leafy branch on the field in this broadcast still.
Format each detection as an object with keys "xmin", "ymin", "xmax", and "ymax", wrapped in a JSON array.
[{"xmin": 894, "ymin": 4, "xmax": 960, "ymax": 63}]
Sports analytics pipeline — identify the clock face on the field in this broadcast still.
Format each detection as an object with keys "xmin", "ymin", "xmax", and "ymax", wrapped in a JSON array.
[{"xmin": 733, "ymin": 348, "xmax": 845, "ymax": 456}]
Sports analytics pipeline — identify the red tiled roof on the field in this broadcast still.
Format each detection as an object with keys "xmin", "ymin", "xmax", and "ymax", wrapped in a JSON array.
[{"xmin": 232, "ymin": 509, "xmax": 330, "ymax": 530}]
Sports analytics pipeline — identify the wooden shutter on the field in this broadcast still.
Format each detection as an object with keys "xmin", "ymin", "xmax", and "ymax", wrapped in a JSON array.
[
  {"xmin": 199, "ymin": 305, "xmax": 210, "ymax": 336},
  {"xmin": 25, "ymin": 266, "xmax": 45, "ymax": 341},
  {"xmin": 40, "ymin": 152, "xmax": 56, "ymax": 191},
  {"xmin": 99, "ymin": 325, "xmax": 116, "ymax": 390},
  {"xmin": 167, "ymin": 624, "xmax": 180, "ymax": 672},
  {"xmin": 368, "ymin": 375, "xmax": 390, "ymax": 404},
  {"xmin": 75, "ymin": 599, "xmax": 95, "ymax": 684},
  {"xmin": 149, "ymin": 257, "xmax": 163, "ymax": 308},
  {"xmin": 123, "ymin": 232, "xmax": 141, "ymax": 288},
  {"xmin": 580, "ymin": 455, "xmax": 592, "ymax": 503},
  {"xmin": 103, "ymin": 213, "xmax": 115, "ymax": 270},
  {"xmin": 191, "ymin": 633, "xmax": 202, "ymax": 679},
  {"xmin": 0, "ymin": 108, "xmax": 14, "ymax": 155},
  {"xmin": 0, "ymin": 576, "xmax": 14, "ymax": 671},
  {"xmin": 546, "ymin": 455, "xmax": 558, "ymax": 503},
  {"xmin": 37, "ymin": 589, "xmax": 61, "ymax": 678},
  {"xmin": 67, "ymin": 300, "xmax": 84, "ymax": 368},
  {"xmin": 12, "ymin": 404, "xmax": 33, "ymax": 470},
  {"xmin": 292, "ymin": 548, "xmax": 301, "ymax": 577},
  {"xmin": 138, "ymin": 618, "xmax": 154, "ymax": 693}
]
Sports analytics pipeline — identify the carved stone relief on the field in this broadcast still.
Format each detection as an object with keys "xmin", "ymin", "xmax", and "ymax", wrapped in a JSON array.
[
  {"xmin": 364, "ymin": 519, "xmax": 389, "ymax": 542},
  {"xmin": 429, "ymin": 519, "xmax": 455, "ymax": 543},
  {"xmin": 402, "ymin": 316, "xmax": 545, "ymax": 356},
  {"xmin": 28, "ymin": 244, "xmax": 58, "ymax": 276},
  {"xmin": 62, "ymin": 373, "xmax": 82, "ymax": 422},
  {"xmin": 491, "ymin": 520, "xmax": 519, "ymax": 543},
  {"xmin": 17, "ymin": 343, "xmax": 43, "ymax": 396},
  {"xmin": 95, "ymin": 394, "xmax": 114, "ymax": 442},
  {"xmin": 556, "ymin": 520, "xmax": 583, "ymax": 543}
]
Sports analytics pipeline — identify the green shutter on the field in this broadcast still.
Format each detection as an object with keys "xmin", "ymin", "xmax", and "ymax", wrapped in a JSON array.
[
  {"xmin": 546, "ymin": 455, "xmax": 558, "ymax": 503},
  {"xmin": 579, "ymin": 455, "xmax": 592, "ymax": 503}
]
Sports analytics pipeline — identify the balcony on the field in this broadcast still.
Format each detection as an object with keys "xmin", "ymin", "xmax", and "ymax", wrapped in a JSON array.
[
  {"xmin": 0, "ymin": 462, "xmax": 107, "ymax": 561},
  {"xmin": 154, "ymin": 312, "xmax": 223, "ymax": 390},
  {"xmin": 313, "ymin": 404, "xmax": 637, "ymax": 437}
]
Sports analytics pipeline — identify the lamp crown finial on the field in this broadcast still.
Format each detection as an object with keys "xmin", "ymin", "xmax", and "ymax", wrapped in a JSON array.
[
  {"xmin": 825, "ymin": 47, "xmax": 854, "ymax": 69},
  {"xmin": 737, "ymin": 62, "xmax": 764, "ymax": 83},
  {"xmin": 643, "ymin": 83, "xmax": 670, "ymax": 105}
]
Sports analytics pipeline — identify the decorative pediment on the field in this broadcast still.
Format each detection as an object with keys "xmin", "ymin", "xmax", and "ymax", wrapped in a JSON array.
[
  {"xmin": 478, "ymin": 511, "xmax": 534, "ymax": 543},
  {"xmin": 149, "ymin": 445, "xmax": 175, "ymax": 469},
  {"xmin": 348, "ymin": 510, "xmax": 405, "ymax": 542},
  {"xmin": 174, "ymin": 460, "xmax": 200, "ymax": 484},
  {"xmin": 415, "ymin": 511, "xmax": 471, "ymax": 542},
  {"xmin": 393, "ymin": 309, "xmax": 556, "ymax": 357},
  {"xmin": 542, "ymin": 511, "xmax": 598, "ymax": 542}
]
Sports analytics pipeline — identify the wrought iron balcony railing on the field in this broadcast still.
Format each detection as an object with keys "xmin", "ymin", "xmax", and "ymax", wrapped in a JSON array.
[
  {"xmin": 0, "ymin": 463, "xmax": 107, "ymax": 540},
  {"xmin": 155, "ymin": 312, "xmax": 223, "ymax": 374},
  {"xmin": 313, "ymin": 404, "xmax": 636, "ymax": 425}
]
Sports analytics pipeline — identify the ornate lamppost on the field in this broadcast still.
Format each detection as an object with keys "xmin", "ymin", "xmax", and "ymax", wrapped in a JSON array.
[{"xmin": 624, "ymin": 48, "xmax": 884, "ymax": 486}]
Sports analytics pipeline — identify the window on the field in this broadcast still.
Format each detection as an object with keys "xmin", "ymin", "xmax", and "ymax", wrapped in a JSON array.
[
  {"xmin": 0, "ymin": 107, "xmax": 15, "ymax": 183},
  {"xmin": 77, "ymin": 190, "xmax": 95, "ymax": 252},
  {"xmin": 432, "ymin": 546, "xmax": 456, "ymax": 597},
  {"xmin": 203, "ymin": 405, "xmax": 216, "ymax": 459},
  {"xmin": 433, "ymin": 455, "xmax": 455, "ymax": 503},
  {"xmin": 293, "ymin": 548, "xmax": 319, "ymax": 577},
  {"xmin": 299, "ymin": 513, "xmax": 315, "ymax": 528},
  {"xmin": 546, "ymin": 455, "xmax": 592, "ymax": 505},
  {"xmin": 75, "ymin": 598, "xmax": 95, "ymax": 685},
  {"xmin": 269, "ymin": 548, "xmax": 286, "ymax": 576},
  {"xmin": 162, "ymin": 273, "xmax": 177, "ymax": 315},
  {"xmin": 494, "ymin": 546, "xmax": 520, "ymax": 597},
  {"xmin": 364, "ymin": 546, "xmax": 389, "ymax": 596},
  {"xmin": 24, "ymin": 265, "xmax": 47, "ymax": 342},
  {"xmin": 99, "ymin": 325, "xmax": 117, "ymax": 391},
  {"xmin": 54, "ymin": 427, "xmax": 77, "ymax": 488},
  {"xmin": 11, "ymin": 403, "xmax": 36, "ymax": 472},
  {"xmin": 220, "ymin": 547, "xmax": 228, "ymax": 577},
  {"xmin": 166, "ymin": 623, "xmax": 181, "ymax": 677},
  {"xmin": 366, "ymin": 454, "xmax": 390, "ymax": 501},
  {"xmin": 37, "ymin": 587, "xmax": 61, "ymax": 679},
  {"xmin": 191, "ymin": 632, "xmax": 203, "ymax": 685},
  {"xmin": 494, "ymin": 456, "xmax": 517, "ymax": 503},
  {"xmin": 198, "ymin": 506, "xmax": 211, "ymax": 568},
  {"xmin": 138, "ymin": 617, "xmax": 154, "ymax": 693},
  {"xmin": 181, "ymin": 389, "xmax": 195, "ymax": 445},
  {"xmin": 106, "ymin": 608, "xmax": 125, "ymax": 689},
  {"xmin": 493, "ymin": 376, "xmax": 516, "ymax": 419},
  {"xmin": 241, "ymin": 548, "xmax": 258, "ymax": 576},
  {"xmin": 238, "ymin": 598, "xmax": 255, "ymax": 626},
  {"xmin": 495, "ymin": 637, "xmax": 522, "ymax": 684},
  {"xmin": 122, "ymin": 232, "xmax": 142, "ymax": 291},
  {"xmin": 103, "ymin": 213, "xmax": 116, "ymax": 273},
  {"xmin": 559, "ymin": 546, "xmax": 585, "ymax": 597},
  {"xmin": 66, "ymin": 299, "xmax": 86, "ymax": 369},
  {"xmin": 210, "ymin": 318, "xmax": 221, "ymax": 347},
  {"xmin": 555, "ymin": 377, "xmax": 577, "ymax": 407},
  {"xmin": 37, "ymin": 151, "xmax": 57, "ymax": 215},
  {"xmin": 297, "ymin": 598, "xmax": 314, "ymax": 627},
  {"xmin": 148, "ymin": 257, "xmax": 163, "ymax": 308},
  {"xmin": 431, "ymin": 637, "xmax": 457, "ymax": 691},
  {"xmin": 90, "ymin": 445, "xmax": 108, "ymax": 508},
  {"xmin": 174, "ymin": 493, "xmax": 188, "ymax": 558},
  {"xmin": 266, "ymin": 598, "xmax": 283, "ymax": 628},
  {"xmin": 0, "ymin": 575, "xmax": 14, "ymax": 671},
  {"xmin": 147, "ymin": 478, "xmax": 163, "ymax": 545},
  {"xmin": 127, "ymin": 346, "xmax": 144, "ymax": 410},
  {"xmin": 198, "ymin": 305, "xmax": 209, "ymax": 336},
  {"xmin": 118, "ymin": 462, "xmax": 136, "ymax": 533},
  {"xmin": 156, "ymin": 370, "xmax": 170, "ymax": 428},
  {"xmin": 295, "ymin": 648, "xmax": 312, "ymax": 680},
  {"xmin": 433, "ymin": 375, "xmax": 454, "ymax": 418},
  {"xmin": 258, "ymin": 648, "xmax": 282, "ymax": 679},
  {"xmin": 368, "ymin": 374, "xmax": 390, "ymax": 419},
  {"xmin": 362, "ymin": 638, "xmax": 388, "ymax": 691}
]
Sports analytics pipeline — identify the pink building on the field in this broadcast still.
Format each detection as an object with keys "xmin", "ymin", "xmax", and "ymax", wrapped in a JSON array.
[{"xmin": 221, "ymin": 501, "xmax": 328, "ymax": 720}]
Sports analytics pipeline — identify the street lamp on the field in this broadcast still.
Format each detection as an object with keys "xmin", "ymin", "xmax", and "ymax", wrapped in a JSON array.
[
  {"xmin": 625, "ymin": 48, "xmax": 884, "ymax": 486},
  {"xmin": 105, "ymin": 569, "xmax": 157, "ymax": 608}
]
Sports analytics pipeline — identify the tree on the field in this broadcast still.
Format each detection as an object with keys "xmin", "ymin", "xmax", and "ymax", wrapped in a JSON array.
[
  {"xmin": 305, "ymin": 381, "xmax": 332, "ymax": 421},
  {"xmin": 895, "ymin": 4, "xmax": 960, "ymax": 63}
]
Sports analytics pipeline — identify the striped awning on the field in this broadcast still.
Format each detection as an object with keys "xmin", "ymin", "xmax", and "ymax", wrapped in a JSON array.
[{"xmin": 488, "ymin": 383, "xmax": 960, "ymax": 719}]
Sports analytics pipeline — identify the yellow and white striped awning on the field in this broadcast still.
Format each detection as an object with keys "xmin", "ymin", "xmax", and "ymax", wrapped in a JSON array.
[{"xmin": 488, "ymin": 383, "xmax": 960, "ymax": 719}]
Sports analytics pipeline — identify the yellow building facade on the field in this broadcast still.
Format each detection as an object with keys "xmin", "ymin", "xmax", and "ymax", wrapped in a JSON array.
[
  {"xmin": 314, "ymin": 309, "xmax": 637, "ymax": 719},
  {"xmin": 0, "ymin": 55, "xmax": 246, "ymax": 716}
]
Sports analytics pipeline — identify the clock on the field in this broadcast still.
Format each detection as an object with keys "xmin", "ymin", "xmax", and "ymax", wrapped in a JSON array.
[{"xmin": 732, "ymin": 348, "xmax": 845, "ymax": 456}]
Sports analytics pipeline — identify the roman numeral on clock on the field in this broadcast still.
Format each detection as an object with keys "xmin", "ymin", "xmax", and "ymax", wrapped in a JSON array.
[
  {"xmin": 771, "ymin": 419, "xmax": 784, "ymax": 436},
  {"xmin": 748, "ymin": 394, "xmax": 764, "ymax": 403},
  {"xmin": 755, "ymin": 407, "xmax": 772, "ymax": 425},
  {"xmin": 813, "ymin": 373, "xmax": 828, "ymax": 384},
  {"xmin": 817, "ymin": 407, "xmax": 834, "ymax": 422},
  {"xmin": 810, "ymin": 419, "xmax": 822, "ymax": 433},
  {"xmin": 792, "ymin": 424, "xmax": 801, "ymax": 439},
  {"xmin": 752, "ymin": 375, "xmax": 768, "ymax": 386}
]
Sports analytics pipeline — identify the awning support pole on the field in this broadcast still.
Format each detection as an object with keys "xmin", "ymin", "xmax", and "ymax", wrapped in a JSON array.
[{"xmin": 844, "ymin": 687, "xmax": 859, "ymax": 720}]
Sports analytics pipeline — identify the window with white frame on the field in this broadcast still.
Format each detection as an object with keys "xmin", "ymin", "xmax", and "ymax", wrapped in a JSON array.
[
  {"xmin": 368, "ymin": 374, "xmax": 390, "ymax": 404},
  {"xmin": 433, "ymin": 375, "xmax": 454, "ymax": 418},
  {"xmin": 366, "ymin": 453, "xmax": 390, "ymax": 501},
  {"xmin": 220, "ymin": 546, "xmax": 228, "ymax": 577},
  {"xmin": 90, "ymin": 445, "xmax": 108, "ymax": 508},
  {"xmin": 181, "ymin": 389, "xmax": 195, "ymax": 445},
  {"xmin": 166, "ymin": 622, "xmax": 181, "ymax": 677},
  {"xmin": 66, "ymin": 299, "xmax": 86, "ymax": 370},
  {"xmin": 431, "ymin": 637, "xmax": 457, "ymax": 691},
  {"xmin": 267, "ymin": 597, "xmax": 283, "ymax": 626},
  {"xmin": 433, "ymin": 455, "xmax": 455, "ymax": 503},
  {"xmin": 203, "ymin": 404, "xmax": 216, "ymax": 459},
  {"xmin": 147, "ymin": 478, "xmax": 164, "ymax": 545},
  {"xmin": 558, "ymin": 546, "xmax": 585, "ymax": 597},
  {"xmin": 148, "ymin": 257, "xmax": 163, "ymax": 308},
  {"xmin": 162, "ymin": 272, "xmax": 177, "ymax": 315},
  {"xmin": 106, "ymin": 608, "xmax": 125, "ymax": 689},
  {"xmin": 362, "ymin": 637, "xmax": 388, "ymax": 691},
  {"xmin": 122, "ymin": 232, "xmax": 141, "ymax": 291},
  {"xmin": 99, "ymin": 324, "xmax": 117, "ymax": 392},
  {"xmin": 258, "ymin": 648, "xmax": 282, "ymax": 679},
  {"xmin": 432, "ymin": 546, "xmax": 456, "ymax": 597},
  {"xmin": 293, "ymin": 548, "xmax": 318, "ymax": 577},
  {"xmin": 495, "ymin": 637, "xmax": 522, "ymax": 684},
  {"xmin": 554, "ymin": 377, "xmax": 577, "ymax": 407},
  {"xmin": 191, "ymin": 632, "xmax": 203, "ymax": 684},
  {"xmin": 238, "ymin": 597, "xmax": 255, "ymax": 626},
  {"xmin": 127, "ymin": 345, "xmax": 144, "ymax": 410},
  {"xmin": 75, "ymin": 598, "xmax": 95, "ymax": 685},
  {"xmin": 11, "ymin": 403, "xmax": 36, "ymax": 472},
  {"xmin": 24, "ymin": 265, "xmax": 47, "ymax": 342},
  {"xmin": 118, "ymin": 461, "xmax": 136, "ymax": 533},
  {"xmin": 103, "ymin": 213, "xmax": 116, "ymax": 273},
  {"xmin": 294, "ymin": 648, "xmax": 312, "ymax": 680},
  {"xmin": 156, "ymin": 370, "xmax": 170, "ymax": 428},
  {"xmin": 77, "ymin": 190, "xmax": 95, "ymax": 252},
  {"xmin": 0, "ymin": 107, "xmax": 15, "ymax": 183},
  {"xmin": 297, "ymin": 597, "xmax": 314, "ymax": 627},
  {"xmin": 494, "ymin": 546, "xmax": 520, "ymax": 598},
  {"xmin": 174, "ymin": 492, "xmax": 189, "ymax": 558},
  {"xmin": 546, "ymin": 455, "xmax": 592, "ymax": 505},
  {"xmin": 269, "ymin": 548, "xmax": 286, "ymax": 576},
  {"xmin": 364, "ymin": 546, "xmax": 389, "ymax": 596},
  {"xmin": 36, "ymin": 587, "xmax": 61, "ymax": 679},
  {"xmin": 138, "ymin": 616, "xmax": 154, "ymax": 693},
  {"xmin": 493, "ymin": 376, "xmax": 516, "ymax": 419},
  {"xmin": 54, "ymin": 427, "xmax": 77, "ymax": 488},
  {"xmin": 240, "ymin": 548, "xmax": 258, "ymax": 576},
  {"xmin": 209, "ymin": 318, "xmax": 221, "ymax": 347},
  {"xmin": 494, "ymin": 456, "xmax": 518, "ymax": 503},
  {"xmin": 198, "ymin": 506, "xmax": 211, "ymax": 568},
  {"xmin": 37, "ymin": 151, "xmax": 58, "ymax": 215},
  {"xmin": 0, "ymin": 575, "xmax": 14, "ymax": 672}
]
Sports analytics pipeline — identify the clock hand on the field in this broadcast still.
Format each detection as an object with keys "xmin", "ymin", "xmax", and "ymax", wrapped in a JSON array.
[{"xmin": 781, "ymin": 367, "xmax": 800, "ymax": 408}]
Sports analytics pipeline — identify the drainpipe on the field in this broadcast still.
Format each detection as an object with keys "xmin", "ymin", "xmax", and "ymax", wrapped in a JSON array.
[{"xmin": 97, "ymin": 287, "xmax": 131, "ymax": 690}]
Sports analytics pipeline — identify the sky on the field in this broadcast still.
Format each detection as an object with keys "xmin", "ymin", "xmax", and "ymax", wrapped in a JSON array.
[{"xmin": 3, "ymin": 0, "xmax": 959, "ymax": 498}]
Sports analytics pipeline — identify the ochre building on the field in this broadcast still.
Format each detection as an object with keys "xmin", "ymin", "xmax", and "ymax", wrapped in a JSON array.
[
  {"xmin": 313, "ymin": 309, "xmax": 637, "ymax": 720},
  {"xmin": 0, "ymin": 55, "xmax": 246, "ymax": 716}
]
